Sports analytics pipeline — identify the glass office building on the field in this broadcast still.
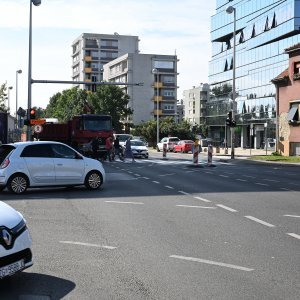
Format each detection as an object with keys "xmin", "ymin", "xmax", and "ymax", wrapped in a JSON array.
[{"xmin": 209, "ymin": 0, "xmax": 300, "ymax": 148}]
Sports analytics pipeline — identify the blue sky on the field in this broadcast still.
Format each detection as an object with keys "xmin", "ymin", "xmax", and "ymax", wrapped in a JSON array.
[{"xmin": 0, "ymin": 0, "xmax": 216, "ymax": 114}]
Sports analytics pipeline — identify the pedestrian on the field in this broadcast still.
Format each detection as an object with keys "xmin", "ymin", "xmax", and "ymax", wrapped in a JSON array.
[
  {"xmin": 105, "ymin": 136, "xmax": 113, "ymax": 161},
  {"xmin": 124, "ymin": 137, "xmax": 135, "ymax": 162},
  {"xmin": 91, "ymin": 137, "xmax": 99, "ymax": 160},
  {"xmin": 113, "ymin": 136, "xmax": 123, "ymax": 160}
]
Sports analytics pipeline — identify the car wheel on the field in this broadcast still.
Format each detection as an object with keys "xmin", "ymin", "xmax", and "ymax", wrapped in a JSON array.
[
  {"xmin": 0, "ymin": 186, "xmax": 5, "ymax": 192},
  {"xmin": 8, "ymin": 174, "xmax": 29, "ymax": 194},
  {"xmin": 157, "ymin": 146, "xmax": 160, "ymax": 152},
  {"xmin": 85, "ymin": 171, "xmax": 103, "ymax": 190}
]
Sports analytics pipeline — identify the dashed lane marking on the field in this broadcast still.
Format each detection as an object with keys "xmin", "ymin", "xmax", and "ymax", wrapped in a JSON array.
[
  {"xmin": 287, "ymin": 233, "xmax": 300, "ymax": 240},
  {"xmin": 178, "ymin": 191, "xmax": 190, "ymax": 196},
  {"xmin": 165, "ymin": 185, "xmax": 174, "ymax": 189},
  {"xmin": 284, "ymin": 215, "xmax": 300, "ymax": 218},
  {"xmin": 176, "ymin": 205, "xmax": 216, "ymax": 209},
  {"xmin": 194, "ymin": 196, "xmax": 211, "ymax": 203},
  {"xmin": 236, "ymin": 179, "xmax": 247, "ymax": 182},
  {"xmin": 105, "ymin": 201, "xmax": 144, "ymax": 205},
  {"xmin": 60, "ymin": 241, "xmax": 117, "ymax": 249},
  {"xmin": 216, "ymin": 204, "xmax": 238, "ymax": 212},
  {"xmin": 170, "ymin": 255, "xmax": 254, "ymax": 272},
  {"xmin": 152, "ymin": 180, "xmax": 160, "ymax": 184},
  {"xmin": 255, "ymin": 183, "xmax": 269, "ymax": 186},
  {"xmin": 244, "ymin": 216, "xmax": 275, "ymax": 227}
]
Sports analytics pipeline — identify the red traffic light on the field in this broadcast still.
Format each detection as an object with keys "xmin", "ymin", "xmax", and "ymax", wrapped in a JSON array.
[{"xmin": 30, "ymin": 109, "xmax": 36, "ymax": 119}]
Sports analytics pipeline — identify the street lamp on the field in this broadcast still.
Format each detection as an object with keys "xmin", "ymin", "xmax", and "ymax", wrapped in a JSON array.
[
  {"xmin": 27, "ymin": 0, "xmax": 41, "ymax": 141},
  {"xmin": 7, "ymin": 86, "xmax": 13, "ymax": 113},
  {"xmin": 226, "ymin": 5, "xmax": 236, "ymax": 159},
  {"xmin": 16, "ymin": 70, "xmax": 22, "ymax": 128},
  {"xmin": 152, "ymin": 68, "xmax": 159, "ymax": 145}
]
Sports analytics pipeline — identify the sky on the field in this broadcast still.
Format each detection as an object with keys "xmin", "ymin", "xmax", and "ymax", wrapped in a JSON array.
[{"xmin": 0, "ymin": 0, "xmax": 216, "ymax": 115}]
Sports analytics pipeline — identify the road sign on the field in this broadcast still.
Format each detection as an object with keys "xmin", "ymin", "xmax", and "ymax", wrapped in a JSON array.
[
  {"xmin": 30, "ymin": 119, "xmax": 46, "ymax": 125},
  {"xmin": 34, "ymin": 125, "xmax": 43, "ymax": 133}
]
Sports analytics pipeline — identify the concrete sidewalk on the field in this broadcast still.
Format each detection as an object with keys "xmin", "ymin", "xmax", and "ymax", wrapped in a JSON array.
[{"xmin": 214, "ymin": 147, "xmax": 271, "ymax": 159}]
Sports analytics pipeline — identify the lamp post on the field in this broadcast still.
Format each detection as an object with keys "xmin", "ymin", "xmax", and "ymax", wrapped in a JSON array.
[
  {"xmin": 152, "ymin": 68, "xmax": 159, "ymax": 145},
  {"xmin": 7, "ymin": 86, "xmax": 13, "ymax": 113},
  {"xmin": 226, "ymin": 5, "xmax": 236, "ymax": 159},
  {"xmin": 16, "ymin": 70, "xmax": 22, "ymax": 129},
  {"xmin": 27, "ymin": 0, "xmax": 41, "ymax": 141}
]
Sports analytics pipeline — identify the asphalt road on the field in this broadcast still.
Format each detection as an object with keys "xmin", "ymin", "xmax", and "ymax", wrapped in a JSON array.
[{"xmin": 1, "ymin": 153, "xmax": 299, "ymax": 299}]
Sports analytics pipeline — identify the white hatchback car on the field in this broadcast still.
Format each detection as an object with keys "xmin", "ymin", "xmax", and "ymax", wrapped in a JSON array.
[
  {"xmin": 0, "ymin": 201, "xmax": 33, "ymax": 279},
  {"xmin": 130, "ymin": 139, "xmax": 149, "ymax": 159},
  {"xmin": 0, "ymin": 141, "xmax": 106, "ymax": 194}
]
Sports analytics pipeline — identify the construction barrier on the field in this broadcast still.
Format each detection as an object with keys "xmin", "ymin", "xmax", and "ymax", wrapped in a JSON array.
[
  {"xmin": 207, "ymin": 144, "xmax": 213, "ymax": 166},
  {"xmin": 193, "ymin": 140, "xmax": 199, "ymax": 165},
  {"xmin": 163, "ymin": 142, "xmax": 167, "ymax": 158}
]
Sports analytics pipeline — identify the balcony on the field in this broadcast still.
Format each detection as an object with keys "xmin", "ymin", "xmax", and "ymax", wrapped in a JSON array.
[
  {"xmin": 153, "ymin": 82, "xmax": 163, "ymax": 88},
  {"xmin": 84, "ymin": 67, "xmax": 92, "ymax": 73},
  {"xmin": 85, "ymin": 79, "xmax": 92, "ymax": 82},
  {"xmin": 152, "ymin": 96, "xmax": 163, "ymax": 102},
  {"xmin": 153, "ymin": 109, "xmax": 163, "ymax": 116},
  {"xmin": 85, "ymin": 56, "xmax": 92, "ymax": 62}
]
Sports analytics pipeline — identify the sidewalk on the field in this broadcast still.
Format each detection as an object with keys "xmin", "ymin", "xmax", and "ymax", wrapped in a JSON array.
[{"xmin": 214, "ymin": 147, "xmax": 269, "ymax": 159}]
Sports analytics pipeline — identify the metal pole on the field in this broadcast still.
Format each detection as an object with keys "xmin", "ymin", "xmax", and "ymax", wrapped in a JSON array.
[
  {"xmin": 16, "ymin": 70, "xmax": 22, "ymax": 129},
  {"xmin": 156, "ymin": 74, "xmax": 159, "ymax": 145},
  {"xmin": 231, "ymin": 8, "xmax": 236, "ymax": 159},
  {"xmin": 27, "ymin": 0, "xmax": 33, "ymax": 141}
]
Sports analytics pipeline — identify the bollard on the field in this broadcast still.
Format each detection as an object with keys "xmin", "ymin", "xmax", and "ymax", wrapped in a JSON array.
[
  {"xmin": 193, "ymin": 139, "xmax": 199, "ymax": 165},
  {"xmin": 163, "ymin": 142, "xmax": 167, "ymax": 158},
  {"xmin": 207, "ymin": 144, "xmax": 213, "ymax": 166}
]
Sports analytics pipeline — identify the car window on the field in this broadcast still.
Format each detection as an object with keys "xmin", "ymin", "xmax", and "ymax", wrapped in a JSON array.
[
  {"xmin": 51, "ymin": 144, "xmax": 76, "ymax": 159},
  {"xmin": 21, "ymin": 144, "xmax": 54, "ymax": 158},
  {"xmin": 0, "ymin": 145, "xmax": 15, "ymax": 164},
  {"xmin": 131, "ymin": 141, "xmax": 144, "ymax": 146},
  {"xmin": 169, "ymin": 138, "xmax": 179, "ymax": 142}
]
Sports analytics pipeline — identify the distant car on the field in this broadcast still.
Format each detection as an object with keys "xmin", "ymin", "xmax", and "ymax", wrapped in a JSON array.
[
  {"xmin": 113, "ymin": 134, "xmax": 133, "ymax": 147},
  {"xmin": 0, "ymin": 201, "xmax": 33, "ymax": 279},
  {"xmin": 156, "ymin": 137, "xmax": 180, "ymax": 152},
  {"xmin": 0, "ymin": 141, "xmax": 106, "ymax": 194},
  {"xmin": 130, "ymin": 140, "xmax": 149, "ymax": 159},
  {"xmin": 173, "ymin": 140, "xmax": 194, "ymax": 153}
]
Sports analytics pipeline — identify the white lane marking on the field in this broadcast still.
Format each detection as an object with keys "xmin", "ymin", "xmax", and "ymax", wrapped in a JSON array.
[
  {"xmin": 142, "ymin": 177, "xmax": 149, "ymax": 180},
  {"xmin": 219, "ymin": 175, "xmax": 229, "ymax": 178},
  {"xmin": 287, "ymin": 233, "xmax": 300, "ymax": 240},
  {"xmin": 165, "ymin": 185, "xmax": 174, "ymax": 189},
  {"xmin": 263, "ymin": 179, "xmax": 280, "ymax": 182},
  {"xmin": 236, "ymin": 179, "xmax": 247, "ymax": 182},
  {"xmin": 284, "ymin": 215, "xmax": 300, "ymax": 218},
  {"xmin": 242, "ymin": 175, "xmax": 255, "ymax": 178},
  {"xmin": 280, "ymin": 188, "xmax": 291, "ymax": 191},
  {"xmin": 105, "ymin": 201, "xmax": 144, "ymax": 205},
  {"xmin": 216, "ymin": 204, "xmax": 238, "ymax": 212},
  {"xmin": 176, "ymin": 205, "xmax": 216, "ymax": 209},
  {"xmin": 152, "ymin": 181, "xmax": 160, "ymax": 184},
  {"xmin": 159, "ymin": 173, "xmax": 175, "ymax": 177},
  {"xmin": 127, "ymin": 171, "xmax": 133, "ymax": 174},
  {"xmin": 244, "ymin": 216, "xmax": 275, "ymax": 227},
  {"xmin": 60, "ymin": 241, "xmax": 117, "ymax": 249},
  {"xmin": 194, "ymin": 196, "xmax": 211, "ymax": 203},
  {"xmin": 255, "ymin": 183, "xmax": 269, "ymax": 186},
  {"xmin": 178, "ymin": 191, "xmax": 190, "ymax": 196},
  {"xmin": 134, "ymin": 173, "xmax": 141, "ymax": 176},
  {"xmin": 170, "ymin": 255, "xmax": 254, "ymax": 272}
]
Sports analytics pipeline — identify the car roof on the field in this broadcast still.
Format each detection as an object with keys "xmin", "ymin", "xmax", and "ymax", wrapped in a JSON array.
[{"xmin": 3, "ymin": 141, "xmax": 69, "ymax": 148}]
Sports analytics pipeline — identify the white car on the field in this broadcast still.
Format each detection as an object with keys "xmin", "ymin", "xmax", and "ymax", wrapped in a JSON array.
[
  {"xmin": 113, "ymin": 134, "xmax": 133, "ymax": 147},
  {"xmin": 130, "ymin": 140, "xmax": 149, "ymax": 159},
  {"xmin": 0, "ymin": 201, "xmax": 33, "ymax": 279},
  {"xmin": 156, "ymin": 137, "xmax": 180, "ymax": 152},
  {"xmin": 0, "ymin": 141, "xmax": 106, "ymax": 194}
]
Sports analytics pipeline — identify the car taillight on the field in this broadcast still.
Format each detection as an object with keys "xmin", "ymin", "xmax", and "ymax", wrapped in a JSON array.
[{"xmin": 0, "ymin": 158, "xmax": 10, "ymax": 169}]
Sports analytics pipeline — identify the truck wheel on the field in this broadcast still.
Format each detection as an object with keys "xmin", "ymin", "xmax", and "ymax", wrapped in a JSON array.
[
  {"xmin": 85, "ymin": 171, "xmax": 103, "ymax": 190},
  {"xmin": 8, "ymin": 174, "xmax": 29, "ymax": 194}
]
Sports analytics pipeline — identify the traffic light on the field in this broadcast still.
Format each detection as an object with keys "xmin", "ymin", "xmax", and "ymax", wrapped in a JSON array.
[
  {"xmin": 226, "ymin": 111, "xmax": 232, "ymax": 126},
  {"xmin": 30, "ymin": 109, "xmax": 36, "ymax": 120}
]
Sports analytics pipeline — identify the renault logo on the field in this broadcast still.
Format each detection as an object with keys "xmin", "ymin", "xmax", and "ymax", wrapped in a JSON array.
[{"xmin": 2, "ymin": 229, "xmax": 12, "ymax": 246}]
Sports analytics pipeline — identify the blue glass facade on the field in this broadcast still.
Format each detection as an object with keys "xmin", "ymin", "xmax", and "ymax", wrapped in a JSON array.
[{"xmin": 209, "ymin": 0, "xmax": 300, "ymax": 148}]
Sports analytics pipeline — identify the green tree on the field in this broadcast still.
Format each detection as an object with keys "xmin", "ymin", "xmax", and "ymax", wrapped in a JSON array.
[
  {"xmin": 88, "ymin": 85, "xmax": 133, "ymax": 132},
  {"xmin": 0, "ymin": 83, "xmax": 8, "ymax": 113}
]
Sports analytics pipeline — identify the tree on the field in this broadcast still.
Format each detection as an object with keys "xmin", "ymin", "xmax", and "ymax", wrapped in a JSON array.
[
  {"xmin": 88, "ymin": 85, "xmax": 133, "ymax": 132},
  {"xmin": 0, "ymin": 83, "xmax": 8, "ymax": 113},
  {"xmin": 211, "ymin": 83, "xmax": 232, "ymax": 97}
]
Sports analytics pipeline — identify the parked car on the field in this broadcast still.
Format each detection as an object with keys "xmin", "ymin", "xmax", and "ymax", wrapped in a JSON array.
[
  {"xmin": 130, "ymin": 139, "xmax": 149, "ymax": 159},
  {"xmin": 156, "ymin": 137, "xmax": 180, "ymax": 152},
  {"xmin": 113, "ymin": 134, "xmax": 133, "ymax": 147},
  {"xmin": 0, "ymin": 141, "xmax": 106, "ymax": 194},
  {"xmin": 173, "ymin": 140, "xmax": 194, "ymax": 153},
  {"xmin": 0, "ymin": 201, "xmax": 33, "ymax": 279}
]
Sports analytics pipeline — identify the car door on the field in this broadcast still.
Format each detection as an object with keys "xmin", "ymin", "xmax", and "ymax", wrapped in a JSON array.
[
  {"xmin": 51, "ymin": 144, "xmax": 85, "ymax": 184},
  {"xmin": 21, "ymin": 144, "xmax": 55, "ymax": 184}
]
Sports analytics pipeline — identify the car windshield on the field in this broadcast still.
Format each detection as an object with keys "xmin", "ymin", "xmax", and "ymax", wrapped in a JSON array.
[
  {"xmin": 131, "ymin": 140, "xmax": 145, "ymax": 146},
  {"xmin": 0, "ymin": 145, "xmax": 15, "ymax": 164},
  {"xmin": 169, "ymin": 138, "xmax": 180, "ymax": 142},
  {"xmin": 116, "ymin": 135, "xmax": 132, "ymax": 142}
]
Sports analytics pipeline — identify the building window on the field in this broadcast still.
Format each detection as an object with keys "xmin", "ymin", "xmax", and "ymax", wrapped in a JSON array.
[
  {"xmin": 154, "ymin": 61, "xmax": 174, "ymax": 69},
  {"xmin": 293, "ymin": 62, "xmax": 300, "ymax": 80},
  {"xmin": 287, "ymin": 102, "xmax": 300, "ymax": 124}
]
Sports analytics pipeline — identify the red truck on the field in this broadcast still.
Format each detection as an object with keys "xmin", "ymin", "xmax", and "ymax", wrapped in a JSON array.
[{"xmin": 34, "ymin": 114, "xmax": 113, "ymax": 157}]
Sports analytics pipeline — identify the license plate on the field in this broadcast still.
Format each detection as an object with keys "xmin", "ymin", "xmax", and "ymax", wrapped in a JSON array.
[{"xmin": 0, "ymin": 259, "xmax": 25, "ymax": 279}]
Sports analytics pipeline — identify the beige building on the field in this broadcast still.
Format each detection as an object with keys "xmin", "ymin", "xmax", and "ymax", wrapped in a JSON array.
[
  {"xmin": 103, "ymin": 53, "xmax": 179, "ymax": 126},
  {"xmin": 272, "ymin": 43, "xmax": 300, "ymax": 156},
  {"xmin": 71, "ymin": 33, "xmax": 139, "ymax": 92}
]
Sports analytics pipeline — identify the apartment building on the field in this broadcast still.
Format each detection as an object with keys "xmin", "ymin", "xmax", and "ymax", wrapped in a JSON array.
[
  {"xmin": 182, "ymin": 83, "xmax": 210, "ymax": 126},
  {"xmin": 71, "ymin": 33, "xmax": 139, "ymax": 92},
  {"xmin": 209, "ymin": 0, "xmax": 300, "ymax": 149},
  {"xmin": 103, "ymin": 53, "xmax": 178, "ymax": 126}
]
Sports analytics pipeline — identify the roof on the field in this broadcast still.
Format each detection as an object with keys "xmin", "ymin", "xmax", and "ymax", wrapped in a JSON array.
[
  {"xmin": 285, "ymin": 43, "xmax": 300, "ymax": 53},
  {"xmin": 271, "ymin": 68, "xmax": 289, "ymax": 84}
]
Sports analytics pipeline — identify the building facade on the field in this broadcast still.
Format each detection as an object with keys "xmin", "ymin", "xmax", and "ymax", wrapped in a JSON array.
[
  {"xmin": 182, "ymin": 83, "xmax": 210, "ymax": 127},
  {"xmin": 71, "ymin": 33, "xmax": 139, "ymax": 92},
  {"xmin": 272, "ymin": 43, "xmax": 300, "ymax": 156},
  {"xmin": 103, "ymin": 53, "xmax": 178, "ymax": 126},
  {"xmin": 209, "ymin": 0, "xmax": 300, "ymax": 149}
]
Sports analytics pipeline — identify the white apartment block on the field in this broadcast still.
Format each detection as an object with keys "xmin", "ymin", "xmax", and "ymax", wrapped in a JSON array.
[
  {"xmin": 71, "ymin": 33, "xmax": 139, "ymax": 92},
  {"xmin": 183, "ymin": 83, "xmax": 210, "ymax": 126},
  {"xmin": 103, "ymin": 53, "xmax": 179, "ymax": 125}
]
